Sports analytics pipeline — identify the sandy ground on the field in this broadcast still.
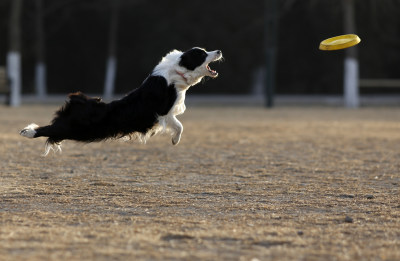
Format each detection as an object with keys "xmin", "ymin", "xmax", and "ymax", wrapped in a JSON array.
[{"xmin": 0, "ymin": 105, "xmax": 399, "ymax": 261}]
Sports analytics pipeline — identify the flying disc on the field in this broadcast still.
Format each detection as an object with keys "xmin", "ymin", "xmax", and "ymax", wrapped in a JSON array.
[{"xmin": 319, "ymin": 34, "xmax": 361, "ymax": 51}]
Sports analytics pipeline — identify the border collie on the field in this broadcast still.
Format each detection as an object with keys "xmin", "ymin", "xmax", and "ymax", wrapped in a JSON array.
[{"xmin": 20, "ymin": 47, "xmax": 223, "ymax": 155}]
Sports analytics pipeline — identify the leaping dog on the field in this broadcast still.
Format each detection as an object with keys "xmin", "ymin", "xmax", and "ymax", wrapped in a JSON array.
[{"xmin": 20, "ymin": 47, "xmax": 223, "ymax": 155}]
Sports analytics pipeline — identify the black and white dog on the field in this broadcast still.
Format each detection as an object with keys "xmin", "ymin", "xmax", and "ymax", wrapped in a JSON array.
[{"xmin": 20, "ymin": 47, "xmax": 223, "ymax": 155}]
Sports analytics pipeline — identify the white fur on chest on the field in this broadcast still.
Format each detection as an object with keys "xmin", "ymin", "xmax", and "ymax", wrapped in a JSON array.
[{"xmin": 149, "ymin": 49, "xmax": 208, "ymax": 145}]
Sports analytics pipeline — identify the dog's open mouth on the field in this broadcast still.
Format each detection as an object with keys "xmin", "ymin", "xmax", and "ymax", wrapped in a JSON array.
[
  {"xmin": 205, "ymin": 51, "xmax": 222, "ymax": 78},
  {"xmin": 206, "ymin": 64, "xmax": 218, "ymax": 77}
]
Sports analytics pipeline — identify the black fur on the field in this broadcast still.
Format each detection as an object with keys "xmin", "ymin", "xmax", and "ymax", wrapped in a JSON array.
[{"xmin": 34, "ymin": 75, "xmax": 177, "ymax": 145}]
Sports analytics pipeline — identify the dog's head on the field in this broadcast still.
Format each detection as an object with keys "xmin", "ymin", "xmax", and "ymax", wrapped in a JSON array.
[
  {"xmin": 174, "ymin": 47, "xmax": 222, "ymax": 87},
  {"xmin": 179, "ymin": 47, "xmax": 222, "ymax": 78},
  {"xmin": 153, "ymin": 47, "xmax": 223, "ymax": 88}
]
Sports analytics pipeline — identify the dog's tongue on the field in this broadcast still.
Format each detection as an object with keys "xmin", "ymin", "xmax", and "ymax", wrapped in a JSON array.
[{"xmin": 207, "ymin": 65, "xmax": 217, "ymax": 76}]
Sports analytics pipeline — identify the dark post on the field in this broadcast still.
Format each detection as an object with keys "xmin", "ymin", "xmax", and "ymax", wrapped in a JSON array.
[{"xmin": 264, "ymin": 0, "xmax": 278, "ymax": 108}]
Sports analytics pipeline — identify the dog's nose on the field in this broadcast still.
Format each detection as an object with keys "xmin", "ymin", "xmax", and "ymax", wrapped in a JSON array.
[{"xmin": 216, "ymin": 50, "xmax": 222, "ymax": 55}]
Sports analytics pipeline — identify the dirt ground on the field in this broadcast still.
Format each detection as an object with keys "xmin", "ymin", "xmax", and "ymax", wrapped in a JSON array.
[{"xmin": 0, "ymin": 105, "xmax": 399, "ymax": 261}]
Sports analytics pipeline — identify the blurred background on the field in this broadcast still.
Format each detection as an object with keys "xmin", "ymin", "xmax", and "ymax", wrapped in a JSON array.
[{"xmin": 0, "ymin": 0, "xmax": 399, "ymax": 106}]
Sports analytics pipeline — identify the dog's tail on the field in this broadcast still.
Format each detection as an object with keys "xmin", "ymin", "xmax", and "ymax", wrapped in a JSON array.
[{"xmin": 20, "ymin": 123, "xmax": 62, "ymax": 156}]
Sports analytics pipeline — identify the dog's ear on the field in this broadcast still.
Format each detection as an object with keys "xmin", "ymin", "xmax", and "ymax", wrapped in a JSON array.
[
  {"xmin": 179, "ymin": 48, "xmax": 207, "ymax": 71},
  {"xmin": 179, "ymin": 52, "xmax": 195, "ymax": 70}
]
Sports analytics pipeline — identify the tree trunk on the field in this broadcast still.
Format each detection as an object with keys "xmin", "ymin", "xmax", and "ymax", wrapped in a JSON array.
[
  {"xmin": 8, "ymin": 0, "xmax": 23, "ymax": 107},
  {"xmin": 104, "ymin": 0, "xmax": 119, "ymax": 101},
  {"xmin": 343, "ymin": 0, "xmax": 359, "ymax": 108},
  {"xmin": 35, "ymin": 0, "xmax": 46, "ymax": 99}
]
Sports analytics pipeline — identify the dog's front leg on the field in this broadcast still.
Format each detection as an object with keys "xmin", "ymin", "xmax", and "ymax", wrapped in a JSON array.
[{"xmin": 169, "ymin": 116, "xmax": 183, "ymax": 145}]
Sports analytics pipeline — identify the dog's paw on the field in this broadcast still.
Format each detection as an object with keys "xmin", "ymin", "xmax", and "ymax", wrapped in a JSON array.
[
  {"xmin": 172, "ymin": 134, "xmax": 181, "ymax": 145},
  {"xmin": 20, "ymin": 123, "xmax": 39, "ymax": 138}
]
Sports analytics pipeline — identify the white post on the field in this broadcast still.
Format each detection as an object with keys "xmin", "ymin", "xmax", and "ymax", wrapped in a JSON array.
[
  {"xmin": 104, "ymin": 56, "xmax": 116, "ymax": 100},
  {"xmin": 35, "ymin": 0, "xmax": 46, "ymax": 99},
  {"xmin": 104, "ymin": 0, "xmax": 119, "ymax": 101},
  {"xmin": 344, "ymin": 57, "xmax": 359, "ymax": 108},
  {"xmin": 35, "ymin": 62, "xmax": 46, "ymax": 99},
  {"xmin": 7, "ymin": 52, "xmax": 21, "ymax": 107},
  {"xmin": 8, "ymin": 0, "xmax": 23, "ymax": 107},
  {"xmin": 343, "ymin": 0, "xmax": 359, "ymax": 108}
]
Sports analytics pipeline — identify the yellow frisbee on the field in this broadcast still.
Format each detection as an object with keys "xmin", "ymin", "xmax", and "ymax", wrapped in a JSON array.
[{"xmin": 319, "ymin": 34, "xmax": 361, "ymax": 51}]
